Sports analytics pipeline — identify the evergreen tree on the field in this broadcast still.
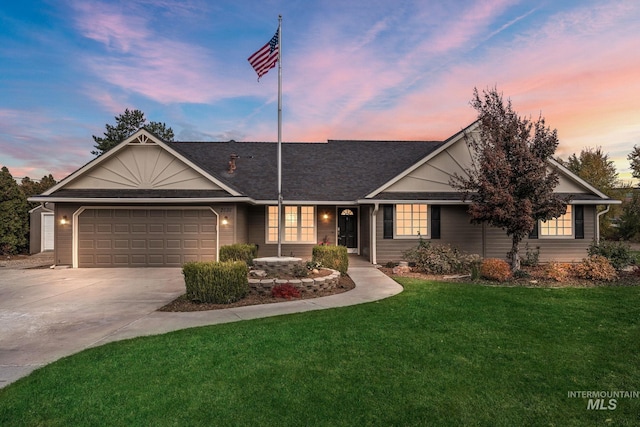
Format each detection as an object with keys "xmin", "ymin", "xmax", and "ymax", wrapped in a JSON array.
[
  {"xmin": 92, "ymin": 108, "xmax": 174, "ymax": 156},
  {"xmin": 20, "ymin": 174, "xmax": 57, "ymax": 209},
  {"xmin": 452, "ymin": 87, "xmax": 565, "ymax": 271},
  {"xmin": 629, "ymin": 145, "xmax": 640, "ymax": 181},
  {"xmin": 0, "ymin": 167, "xmax": 29, "ymax": 255}
]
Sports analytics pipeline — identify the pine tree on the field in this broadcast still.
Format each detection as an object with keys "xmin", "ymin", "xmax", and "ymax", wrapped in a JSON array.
[
  {"xmin": 629, "ymin": 145, "xmax": 640, "ymax": 181},
  {"xmin": 92, "ymin": 109, "xmax": 174, "ymax": 156},
  {"xmin": 452, "ymin": 88, "xmax": 565, "ymax": 271}
]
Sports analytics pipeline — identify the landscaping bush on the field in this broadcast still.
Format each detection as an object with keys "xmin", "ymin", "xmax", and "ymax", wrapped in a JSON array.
[
  {"xmin": 219, "ymin": 243, "xmax": 258, "ymax": 266},
  {"xmin": 403, "ymin": 240, "xmax": 480, "ymax": 275},
  {"xmin": 480, "ymin": 258, "xmax": 512, "ymax": 282},
  {"xmin": 587, "ymin": 240, "xmax": 635, "ymax": 271},
  {"xmin": 271, "ymin": 283, "xmax": 301, "ymax": 299},
  {"xmin": 312, "ymin": 245, "xmax": 348, "ymax": 274},
  {"xmin": 520, "ymin": 244, "xmax": 540, "ymax": 267},
  {"xmin": 543, "ymin": 262, "xmax": 572, "ymax": 282},
  {"xmin": 572, "ymin": 255, "xmax": 618, "ymax": 282},
  {"xmin": 183, "ymin": 261, "xmax": 249, "ymax": 304}
]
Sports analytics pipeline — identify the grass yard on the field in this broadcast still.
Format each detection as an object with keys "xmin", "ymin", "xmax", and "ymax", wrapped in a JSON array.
[{"xmin": 1, "ymin": 279, "xmax": 639, "ymax": 426}]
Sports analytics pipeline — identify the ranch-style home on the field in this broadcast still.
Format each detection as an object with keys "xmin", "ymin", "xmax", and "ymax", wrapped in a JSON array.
[{"xmin": 29, "ymin": 124, "xmax": 619, "ymax": 268}]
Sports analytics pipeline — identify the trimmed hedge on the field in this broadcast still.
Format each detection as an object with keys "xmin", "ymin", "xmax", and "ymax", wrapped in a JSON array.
[
  {"xmin": 219, "ymin": 243, "xmax": 258, "ymax": 266},
  {"xmin": 183, "ymin": 261, "xmax": 249, "ymax": 304},
  {"xmin": 312, "ymin": 245, "xmax": 348, "ymax": 274}
]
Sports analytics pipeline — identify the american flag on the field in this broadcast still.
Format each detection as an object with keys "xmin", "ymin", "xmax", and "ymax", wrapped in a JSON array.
[{"xmin": 247, "ymin": 29, "xmax": 279, "ymax": 80}]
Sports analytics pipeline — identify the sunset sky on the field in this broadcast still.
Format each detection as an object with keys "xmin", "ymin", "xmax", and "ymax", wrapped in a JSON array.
[{"xmin": 1, "ymin": 0, "xmax": 639, "ymax": 185}]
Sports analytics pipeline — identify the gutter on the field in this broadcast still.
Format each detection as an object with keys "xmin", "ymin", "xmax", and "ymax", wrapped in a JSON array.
[{"xmin": 596, "ymin": 205, "xmax": 610, "ymax": 242}]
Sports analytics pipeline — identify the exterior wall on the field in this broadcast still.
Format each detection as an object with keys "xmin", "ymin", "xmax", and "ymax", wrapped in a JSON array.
[
  {"xmin": 247, "ymin": 205, "xmax": 337, "ymax": 261},
  {"xmin": 53, "ymin": 202, "xmax": 245, "ymax": 267},
  {"xmin": 374, "ymin": 204, "xmax": 596, "ymax": 264},
  {"xmin": 29, "ymin": 208, "xmax": 43, "ymax": 254},
  {"xmin": 54, "ymin": 203, "xmax": 80, "ymax": 265},
  {"xmin": 359, "ymin": 206, "xmax": 371, "ymax": 260},
  {"xmin": 375, "ymin": 205, "xmax": 483, "ymax": 263},
  {"xmin": 484, "ymin": 205, "xmax": 597, "ymax": 262}
]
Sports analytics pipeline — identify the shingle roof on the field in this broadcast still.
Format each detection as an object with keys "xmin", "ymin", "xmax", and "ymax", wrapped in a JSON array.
[{"xmin": 170, "ymin": 140, "xmax": 445, "ymax": 201}]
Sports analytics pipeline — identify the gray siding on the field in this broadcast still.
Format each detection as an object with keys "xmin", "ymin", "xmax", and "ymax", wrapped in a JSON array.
[
  {"xmin": 29, "ymin": 209, "xmax": 43, "ymax": 254},
  {"xmin": 359, "ymin": 206, "xmax": 371, "ymax": 260},
  {"xmin": 375, "ymin": 204, "xmax": 596, "ymax": 264}
]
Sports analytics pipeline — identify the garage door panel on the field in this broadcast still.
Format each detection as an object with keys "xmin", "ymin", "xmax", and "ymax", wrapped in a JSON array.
[
  {"xmin": 131, "ymin": 240, "xmax": 146, "ymax": 249},
  {"xmin": 131, "ymin": 224, "xmax": 147, "ymax": 233},
  {"xmin": 78, "ymin": 208, "xmax": 218, "ymax": 267}
]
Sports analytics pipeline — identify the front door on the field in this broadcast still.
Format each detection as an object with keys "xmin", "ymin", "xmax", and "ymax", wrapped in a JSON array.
[{"xmin": 338, "ymin": 208, "xmax": 358, "ymax": 253}]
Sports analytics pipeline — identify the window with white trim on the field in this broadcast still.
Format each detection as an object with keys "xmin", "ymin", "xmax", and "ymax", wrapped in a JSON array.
[
  {"xmin": 540, "ymin": 205, "xmax": 573, "ymax": 237},
  {"xmin": 395, "ymin": 204, "xmax": 428, "ymax": 237},
  {"xmin": 266, "ymin": 206, "xmax": 316, "ymax": 243}
]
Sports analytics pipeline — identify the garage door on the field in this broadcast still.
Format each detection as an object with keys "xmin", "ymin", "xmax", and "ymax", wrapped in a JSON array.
[{"xmin": 78, "ymin": 208, "xmax": 217, "ymax": 267}]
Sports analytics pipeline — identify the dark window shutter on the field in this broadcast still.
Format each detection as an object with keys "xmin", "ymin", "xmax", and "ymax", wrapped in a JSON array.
[
  {"xmin": 529, "ymin": 221, "xmax": 538, "ymax": 239},
  {"xmin": 383, "ymin": 205, "xmax": 394, "ymax": 239},
  {"xmin": 574, "ymin": 205, "xmax": 584, "ymax": 239},
  {"xmin": 431, "ymin": 205, "xmax": 441, "ymax": 239}
]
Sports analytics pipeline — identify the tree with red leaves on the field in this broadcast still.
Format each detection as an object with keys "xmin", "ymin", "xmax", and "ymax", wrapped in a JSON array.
[{"xmin": 453, "ymin": 87, "xmax": 566, "ymax": 271}]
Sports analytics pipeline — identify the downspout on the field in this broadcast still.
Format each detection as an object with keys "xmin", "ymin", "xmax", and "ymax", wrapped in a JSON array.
[
  {"xmin": 596, "ymin": 205, "xmax": 610, "ymax": 242},
  {"xmin": 371, "ymin": 203, "xmax": 379, "ymax": 265}
]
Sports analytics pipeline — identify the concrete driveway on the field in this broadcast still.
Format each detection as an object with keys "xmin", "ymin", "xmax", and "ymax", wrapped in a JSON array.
[{"xmin": 0, "ymin": 267, "xmax": 185, "ymax": 388}]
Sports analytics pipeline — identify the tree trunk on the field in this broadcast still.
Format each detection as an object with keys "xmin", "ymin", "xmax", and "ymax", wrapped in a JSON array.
[{"xmin": 509, "ymin": 237, "xmax": 521, "ymax": 271}]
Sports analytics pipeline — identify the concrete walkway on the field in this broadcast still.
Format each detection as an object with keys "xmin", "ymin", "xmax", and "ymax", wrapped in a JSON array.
[{"xmin": 0, "ymin": 256, "xmax": 402, "ymax": 388}]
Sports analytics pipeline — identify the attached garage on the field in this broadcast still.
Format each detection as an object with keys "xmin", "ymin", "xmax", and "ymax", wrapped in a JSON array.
[{"xmin": 76, "ymin": 208, "xmax": 217, "ymax": 267}]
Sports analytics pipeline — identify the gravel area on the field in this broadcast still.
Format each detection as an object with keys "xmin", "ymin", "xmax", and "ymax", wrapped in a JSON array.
[{"xmin": 0, "ymin": 252, "xmax": 55, "ymax": 270}]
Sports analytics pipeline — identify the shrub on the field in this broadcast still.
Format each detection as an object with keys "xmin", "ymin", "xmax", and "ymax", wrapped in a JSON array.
[
  {"xmin": 291, "ymin": 263, "xmax": 308, "ymax": 278},
  {"xmin": 513, "ymin": 269, "xmax": 530, "ymax": 279},
  {"xmin": 480, "ymin": 258, "xmax": 512, "ymax": 282},
  {"xmin": 219, "ymin": 243, "xmax": 258, "ymax": 266},
  {"xmin": 544, "ymin": 262, "xmax": 572, "ymax": 282},
  {"xmin": 520, "ymin": 244, "xmax": 540, "ymax": 267},
  {"xmin": 183, "ymin": 261, "xmax": 249, "ymax": 304},
  {"xmin": 403, "ymin": 241, "xmax": 480, "ymax": 275},
  {"xmin": 587, "ymin": 240, "xmax": 635, "ymax": 271},
  {"xmin": 312, "ymin": 245, "xmax": 348, "ymax": 274},
  {"xmin": 572, "ymin": 255, "xmax": 618, "ymax": 282},
  {"xmin": 271, "ymin": 283, "xmax": 301, "ymax": 299}
]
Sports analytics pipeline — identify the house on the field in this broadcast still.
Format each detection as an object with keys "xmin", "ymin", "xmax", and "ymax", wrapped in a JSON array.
[
  {"xmin": 28, "ymin": 204, "xmax": 54, "ymax": 254},
  {"xmin": 29, "ymin": 125, "xmax": 619, "ymax": 268}
]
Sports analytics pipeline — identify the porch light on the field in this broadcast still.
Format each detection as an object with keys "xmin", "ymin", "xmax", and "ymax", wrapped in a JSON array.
[
  {"xmin": 222, "ymin": 216, "xmax": 229, "ymax": 225},
  {"xmin": 322, "ymin": 212, "xmax": 330, "ymax": 221},
  {"xmin": 60, "ymin": 215, "xmax": 68, "ymax": 225}
]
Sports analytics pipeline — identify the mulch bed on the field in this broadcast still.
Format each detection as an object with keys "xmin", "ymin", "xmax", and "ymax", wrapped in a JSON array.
[
  {"xmin": 380, "ymin": 266, "xmax": 640, "ymax": 288},
  {"xmin": 159, "ymin": 274, "xmax": 355, "ymax": 312}
]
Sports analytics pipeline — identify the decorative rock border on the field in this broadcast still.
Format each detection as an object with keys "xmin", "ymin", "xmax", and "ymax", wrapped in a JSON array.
[
  {"xmin": 252, "ymin": 256, "xmax": 303, "ymax": 275},
  {"xmin": 249, "ymin": 268, "xmax": 341, "ymax": 296}
]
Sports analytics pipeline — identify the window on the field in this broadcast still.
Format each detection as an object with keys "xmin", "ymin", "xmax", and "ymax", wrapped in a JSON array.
[
  {"xmin": 266, "ymin": 206, "xmax": 316, "ymax": 243},
  {"xmin": 540, "ymin": 205, "xmax": 573, "ymax": 237},
  {"xmin": 395, "ymin": 204, "xmax": 428, "ymax": 237}
]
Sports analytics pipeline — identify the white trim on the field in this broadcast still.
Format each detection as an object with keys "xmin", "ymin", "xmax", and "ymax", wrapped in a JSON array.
[
  {"xmin": 265, "ymin": 205, "xmax": 317, "ymax": 245},
  {"xmin": 393, "ymin": 203, "xmax": 430, "ymax": 239},
  {"xmin": 43, "ymin": 129, "xmax": 242, "ymax": 197},
  {"xmin": 72, "ymin": 205, "xmax": 220, "ymax": 268},
  {"xmin": 30, "ymin": 196, "xmax": 253, "ymax": 204},
  {"xmin": 41, "ymin": 212, "xmax": 54, "ymax": 252},
  {"xmin": 365, "ymin": 124, "xmax": 476, "ymax": 198},
  {"xmin": 538, "ymin": 205, "xmax": 574, "ymax": 239}
]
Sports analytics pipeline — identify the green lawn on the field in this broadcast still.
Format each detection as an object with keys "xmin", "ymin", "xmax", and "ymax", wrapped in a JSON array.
[{"xmin": 1, "ymin": 280, "xmax": 639, "ymax": 426}]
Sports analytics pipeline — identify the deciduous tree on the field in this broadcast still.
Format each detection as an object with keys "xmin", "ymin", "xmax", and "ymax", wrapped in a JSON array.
[
  {"xmin": 562, "ymin": 147, "xmax": 625, "ymax": 239},
  {"xmin": 452, "ymin": 87, "xmax": 565, "ymax": 271},
  {"xmin": 92, "ymin": 108, "xmax": 174, "ymax": 156}
]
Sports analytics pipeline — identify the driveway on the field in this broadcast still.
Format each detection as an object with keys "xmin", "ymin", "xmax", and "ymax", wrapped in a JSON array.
[{"xmin": 0, "ymin": 267, "xmax": 185, "ymax": 388}]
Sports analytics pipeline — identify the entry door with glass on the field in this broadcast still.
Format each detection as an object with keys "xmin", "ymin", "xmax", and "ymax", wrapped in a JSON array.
[{"xmin": 337, "ymin": 208, "xmax": 358, "ymax": 253}]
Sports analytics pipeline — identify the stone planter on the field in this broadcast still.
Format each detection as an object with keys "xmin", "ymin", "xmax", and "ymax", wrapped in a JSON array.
[{"xmin": 248, "ymin": 268, "xmax": 341, "ymax": 296}]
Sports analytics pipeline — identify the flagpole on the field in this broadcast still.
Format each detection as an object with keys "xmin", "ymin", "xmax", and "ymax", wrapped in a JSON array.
[{"xmin": 277, "ymin": 14, "xmax": 283, "ymax": 258}]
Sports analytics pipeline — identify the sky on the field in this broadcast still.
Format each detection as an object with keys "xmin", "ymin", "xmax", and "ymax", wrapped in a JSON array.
[{"xmin": 1, "ymin": 0, "xmax": 639, "ymax": 185}]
